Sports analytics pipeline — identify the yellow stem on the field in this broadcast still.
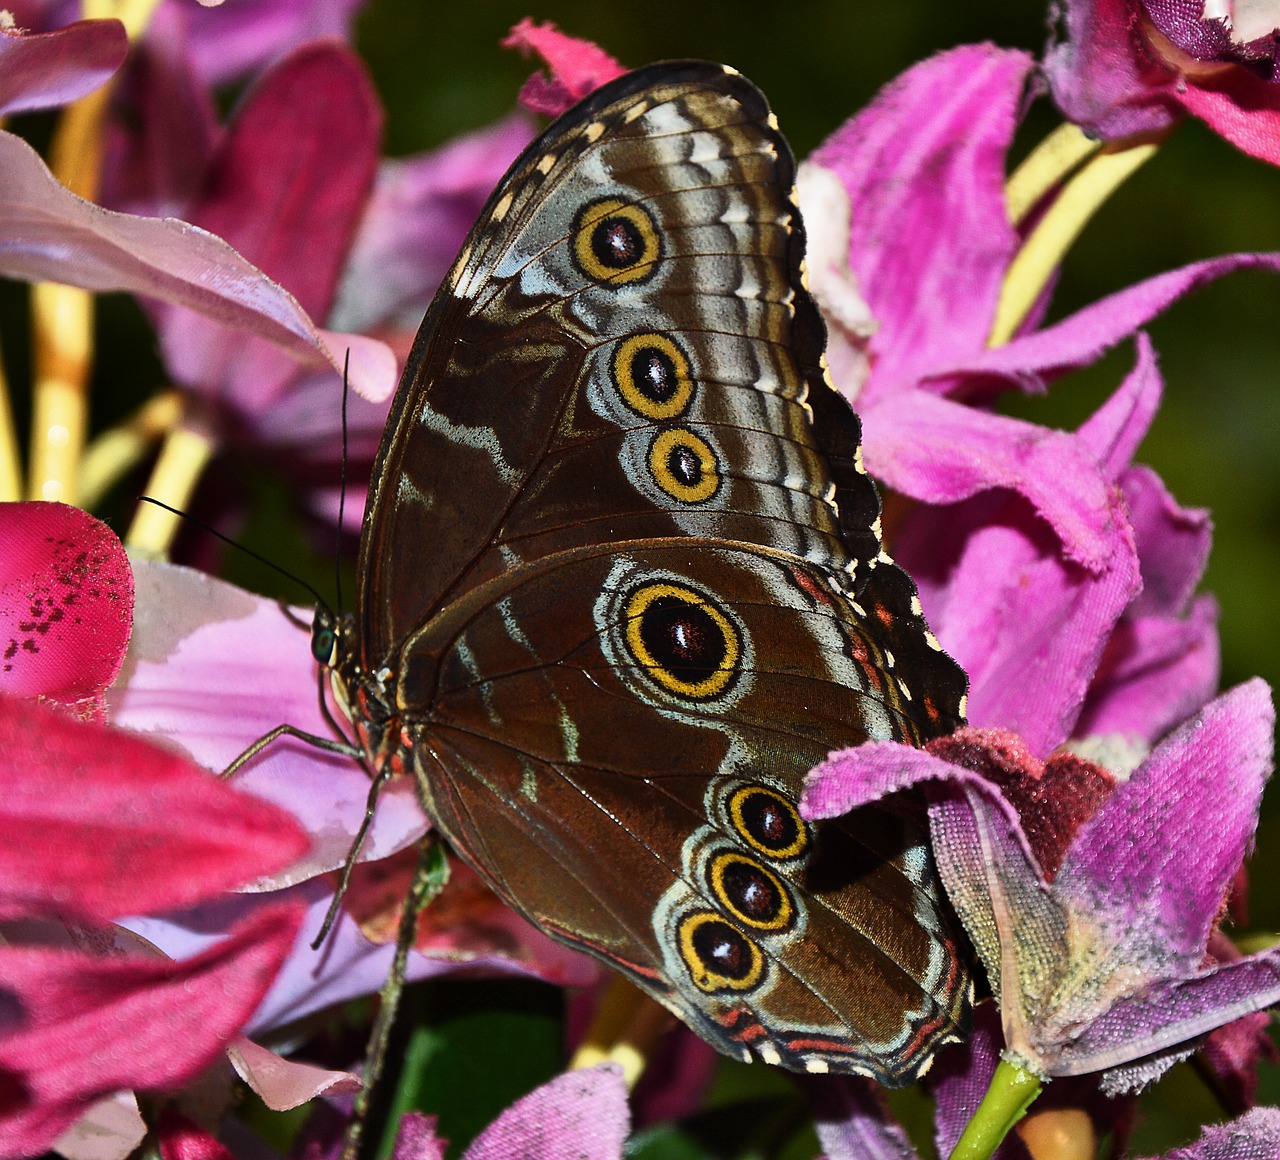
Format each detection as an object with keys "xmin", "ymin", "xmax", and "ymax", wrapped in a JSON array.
[
  {"xmin": 28, "ymin": 283, "xmax": 93, "ymax": 503},
  {"xmin": 989, "ymin": 135, "xmax": 1162, "ymax": 347},
  {"xmin": 569, "ymin": 977, "xmax": 672, "ymax": 1089},
  {"xmin": 1004, "ymin": 123, "xmax": 1100, "ymax": 229},
  {"xmin": 0, "ymin": 336, "xmax": 20, "ymax": 502},
  {"xmin": 125, "ymin": 424, "xmax": 217, "ymax": 557},
  {"xmin": 80, "ymin": 389, "xmax": 184, "ymax": 509}
]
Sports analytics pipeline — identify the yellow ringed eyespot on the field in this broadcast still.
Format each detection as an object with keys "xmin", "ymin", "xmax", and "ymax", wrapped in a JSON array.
[
  {"xmin": 623, "ymin": 582, "xmax": 740, "ymax": 700},
  {"xmin": 708, "ymin": 851, "xmax": 795, "ymax": 932},
  {"xmin": 611, "ymin": 333, "xmax": 694, "ymax": 419},
  {"xmin": 573, "ymin": 197, "xmax": 661, "ymax": 284},
  {"xmin": 677, "ymin": 911, "xmax": 764, "ymax": 993},
  {"xmin": 648, "ymin": 428, "xmax": 720, "ymax": 504},
  {"xmin": 727, "ymin": 785, "xmax": 810, "ymax": 861}
]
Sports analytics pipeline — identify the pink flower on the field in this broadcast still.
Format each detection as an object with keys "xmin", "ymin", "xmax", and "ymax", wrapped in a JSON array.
[
  {"xmin": 0, "ymin": 502, "xmax": 310, "ymax": 1155},
  {"xmin": 0, "ymin": 16, "xmax": 125, "ymax": 114},
  {"xmin": 1046, "ymin": 0, "xmax": 1280, "ymax": 165}
]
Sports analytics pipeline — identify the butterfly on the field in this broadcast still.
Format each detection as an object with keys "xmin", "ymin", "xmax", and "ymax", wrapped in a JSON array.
[{"xmin": 317, "ymin": 60, "xmax": 971, "ymax": 1084}]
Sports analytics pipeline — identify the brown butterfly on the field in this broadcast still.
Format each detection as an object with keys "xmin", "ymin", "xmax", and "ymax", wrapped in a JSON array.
[{"xmin": 317, "ymin": 60, "xmax": 971, "ymax": 1084}]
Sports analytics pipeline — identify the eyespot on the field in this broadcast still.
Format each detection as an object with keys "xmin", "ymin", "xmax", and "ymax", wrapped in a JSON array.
[
  {"xmin": 708, "ymin": 851, "xmax": 795, "ymax": 932},
  {"xmin": 623, "ymin": 582, "xmax": 740, "ymax": 701},
  {"xmin": 648, "ymin": 428, "xmax": 720, "ymax": 504},
  {"xmin": 677, "ymin": 911, "xmax": 764, "ymax": 993},
  {"xmin": 727, "ymin": 785, "xmax": 810, "ymax": 862},
  {"xmin": 611, "ymin": 333, "xmax": 694, "ymax": 419},
  {"xmin": 573, "ymin": 198, "xmax": 661, "ymax": 284}
]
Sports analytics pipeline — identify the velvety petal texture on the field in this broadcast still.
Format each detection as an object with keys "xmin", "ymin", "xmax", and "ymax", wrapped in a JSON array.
[{"xmin": 501, "ymin": 18, "xmax": 625, "ymax": 117}]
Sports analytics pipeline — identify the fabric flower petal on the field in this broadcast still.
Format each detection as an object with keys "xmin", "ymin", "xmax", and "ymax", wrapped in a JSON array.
[
  {"xmin": 0, "ymin": 501, "xmax": 132, "ymax": 709},
  {"xmin": 501, "ymin": 19, "xmax": 625, "ymax": 117}
]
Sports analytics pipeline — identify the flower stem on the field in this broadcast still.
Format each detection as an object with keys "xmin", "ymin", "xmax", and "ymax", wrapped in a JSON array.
[
  {"xmin": 126, "ymin": 424, "xmax": 217, "ymax": 556},
  {"xmin": 0, "ymin": 336, "xmax": 20, "ymax": 502},
  {"xmin": 569, "ymin": 976, "xmax": 672, "ymax": 1088},
  {"xmin": 989, "ymin": 130, "xmax": 1165, "ymax": 347},
  {"xmin": 1004, "ymin": 123, "xmax": 1100, "ymax": 229},
  {"xmin": 949, "ymin": 1057, "xmax": 1042, "ymax": 1160},
  {"xmin": 80, "ymin": 389, "xmax": 184, "ymax": 509}
]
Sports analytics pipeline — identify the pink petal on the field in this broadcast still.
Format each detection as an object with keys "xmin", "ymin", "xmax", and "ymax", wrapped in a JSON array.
[
  {"xmin": 109, "ymin": 559, "xmax": 427, "ymax": 881},
  {"xmin": 1057, "ymin": 680, "xmax": 1275, "ymax": 965},
  {"xmin": 0, "ymin": 130, "xmax": 395, "ymax": 403},
  {"xmin": 1144, "ymin": 1107, "xmax": 1280, "ymax": 1160},
  {"xmin": 1120, "ymin": 463, "xmax": 1212, "ymax": 619},
  {"xmin": 0, "ymin": 501, "xmax": 132, "ymax": 709},
  {"xmin": 0, "ymin": 694, "xmax": 310, "ymax": 924},
  {"xmin": 924, "ymin": 1003, "xmax": 1014, "ymax": 1160},
  {"xmin": 391, "ymin": 1113, "xmax": 446, "ymax": 1160},
  {"xmin": 51, "ymin": 1092, "xmax": 146, "ymax": 1160},
  {"xmin": 811, "ymin": 45, "xmax": 1031, "ymax": 400},
  {"xmin": 462, "ymin": 1064, "xmax": 630, "ymax": 1160},
  {"xmin": 1177, "ymin": 70, "xmax": 1280, "ymax": 165},
  {"xmin": 1074, "ymin": 333, "xmax": 1163, "ymax": 480},
  {"xmin": 864, "ymin": 390, "xmax": 1116, "ymax": 570},
  {"xmin": 501, "ymin": 19, "xmax": 626, "ymax": 117},
  {"xmin": 1044, "ymin": 0, "xmax": 1184, "ymax": 140},
  {"xmin": 155, "ymin": 41, "xmax": 383, "ymax": 413},
  {"xmin": 0, "ymin": 18, "xmax": 125, "ymax": 114},
  {"xmin": 940, "ymin": 253, "xmax": 1280, "ymax": 389},
  {"xmin": 0, "ymin": 902, "xmax": 303, "ymax": 1155},
  {"xmin": 155, "ymin": 1109, "xmax": 233, "ymax": 1160},
  {"xmin": 226, "ymin": 1035, "xmax": 359, "ymax": 1111},
  {"xmin": 1078, "ymin": 593, "xmax": 1220, "ymax": 741},
  {"xmin": 806, "ymin": 1075, "xmax": 922, "ymax": 1160},
  {"xmin": 332, "ymin": 115, "xmax": 535, "ymax": 336}
]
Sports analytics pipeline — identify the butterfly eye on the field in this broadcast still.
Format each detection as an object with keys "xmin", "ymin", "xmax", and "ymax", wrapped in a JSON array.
[
  {"xmin": 727, "ymin": 786, "xmax": 810, "ymax": 862},
  {"xmin": 573, "ymin": 197, "xmax": 661, "ymax": 284},
  {"xmin": 647, "ymin": 427, "xmax": 720, "ymax": 503},
  {"xmin": 611, "ymin": 332, "xmax": 695, "ymax": 418},
  {"xmin": 708, "ymin": 851, "xmax": 796, "ymax": 933},
  {"xmin": 677, "ymin": 912, "xmax": 765, "ymax": 993},
  {"xmin": 311, "ymin": 627, "xmax": 337, "ymax": 665},
  {"xmin": 623, "ymin": 581, "xmax": 740, "ymax": 700}
]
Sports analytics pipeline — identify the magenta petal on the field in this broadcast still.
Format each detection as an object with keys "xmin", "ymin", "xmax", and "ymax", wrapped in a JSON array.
[
  {"xmin": 1178, "ymin": 67, "xmax": 1280, "ymax": 167},
  {"xmin": 0, "ymin": 501, "xmax": 132, "ymax": 706},
  {"xmin": 0, "ymin": 18, "xmax": 125, "ymax": 114},
  {"xmin": 941, "ymin": 253, "xmax": 1280, "ymax": 387},
  {"xmin": 0, "ymin": 695, "xmax": 310, "ymax": 925},
  {"xmin": 863, "ymin": 390, "xmax": 1116, "ymax": 570},
  {"xmin": 502, "ymin": 19, "xmax": 626, "ymax": 117},
  {"xmin": 803, "ymin": 739, "xmax": 978, "ymax": 820},
  {"xmin": 0, "ymin": 902, "xmax": 303, "ymax": 1155},
  {"xmin": 392, "ymin": 1113, "xmax": 446, "ymax": 1160},
  {"xmin": 1075, "ymin": 333, "xmax": 1162, "ymax": 480},
  {"xmin": 155, "ymin": 42, "xmax": 382, "ymax": 412},
  {"xmin": 1044, "ymin": 0, "xmax": 1182, "ymax": 140},
  {"xmin": 1049, "ymin": 947, "xmax": 1280, "ymax": 1079},
  {"xmin": 811, "ymin": 45, "xmax": 1030, "ymax": 399},
  {"xmin": 926, "ymin": 1003, "xmax": 1014, "ymax": 1160},
  {"xmin": 1057, "ymin": 680, "xmax": 1275, "ymax": 964},
  {"xmin": 1145, "ymin": 1107, "xmax": 1280, "ymax": 1160},
  {"xmin": 1079, "ymin": 593, "xmax": 1220, "ymax": 741},
  {"xmin": 462, "ymin": 1064, "xmax": 629, "ymax": 1160},
  {"xmin": 0, "ymin": 131, "xmax": 395, "ymax": 403},
  {"xmin": 1121, "ymin": 464, "xmax": 1212, "ymax": 619}
]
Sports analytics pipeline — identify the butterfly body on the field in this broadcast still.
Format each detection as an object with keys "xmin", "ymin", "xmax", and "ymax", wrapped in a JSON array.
[{"xmin": 330, "ymin": 61, "xmax": 971, "ymax": 1083}]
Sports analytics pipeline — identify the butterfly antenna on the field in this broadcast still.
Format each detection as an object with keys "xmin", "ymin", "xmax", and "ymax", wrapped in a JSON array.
[
  {"xmin": 334, "ymin": 349, "xmax": 351, "ymax": 615},
  {"xmin": 136, "ymin": 496, "xmax": 331, "ymax": 610}
]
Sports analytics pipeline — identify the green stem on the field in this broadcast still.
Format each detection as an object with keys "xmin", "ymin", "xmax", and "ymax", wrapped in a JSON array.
[{"xmin": 949, "ymin": 1058, "xmax": 1043, "ymax": 1160}]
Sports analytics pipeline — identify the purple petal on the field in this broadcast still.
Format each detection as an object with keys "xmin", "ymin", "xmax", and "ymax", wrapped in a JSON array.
[
  {"xmin": 392, "ymin": 1113, "xmax": 446, "ymax": 1160},
  {"xmin": 1078, "ymin": 594, "xmax": 1220, "ymax": 742},
  {"xmin": 937, "ymin": 254, "xmax": 1280, "ymax": 388},
  {"xmin": 803, "ymin": 739, "xmax": 987, "ymax": 821},
  {"xmin": 1074, "ymin": 334, "xmax": 1162, "ymax": 480},
  {"xmin": 1044, "ymin": 0, "xmax": 1183, "ymax": 140},
  {"xmin": 898, "ymin": 488, "xmax": 1139, "ymax": 756},
  {"xmin": 804, "ymin": 1075, "xmax": 920, "ymax": 1160},
  {"xmin": 332, "ymin": 115, "xmax": 535, "ymax": 335},
  {"xmin": 154, "ymin": 42, "xmax": 383, "ymax": 412},
  {"xmin": 0, "ymin": 131, "xmax": 396, "ymax": 402},
  {"xmin": 1056, "ymin": 680, "xmax": 1275, "ymax": 965},
  {"xmin": 810, "ymin": 45, "xmax": 1030, "ymax": 401},
  {"xmin": 1178, "ymin": 72, "xmax": 1280, "ymax": 167},
  {"xmin": 107, "ymin": 559, "xmax": 427, "ymax": 880},
  {"xmin": 0, "ymin": 18, "xmax": 125, "ymax": 114},
  {"xmin": 863, "ymin": 390, "xmax": 1116, "ymax": 570},
  {"xmin": 1145, "ymin": 1107, "xmax": 1280, "ymax": 1160},
  {"xmin": 1047, "ymin": 947, "xmax": 1280, "ymax": 1079},
  {"xmin": 1120, "ymin": 464, "xmax": 1212, "ymax": 619},
  {"xmin": 462, "ymin": 1065, "xmax": 629, "ymax": 1160}
]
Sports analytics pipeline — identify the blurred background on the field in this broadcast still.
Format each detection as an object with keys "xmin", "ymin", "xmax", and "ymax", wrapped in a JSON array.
[{"xmin": 6, "ymin": 1, "xmax": 1280, "ymax": 1153}]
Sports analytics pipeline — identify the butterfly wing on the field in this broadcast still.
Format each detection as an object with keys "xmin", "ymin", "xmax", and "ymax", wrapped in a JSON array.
[{"xmin": 354, "ymin": 62, "xmax": 971, "ymax": 1082}]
